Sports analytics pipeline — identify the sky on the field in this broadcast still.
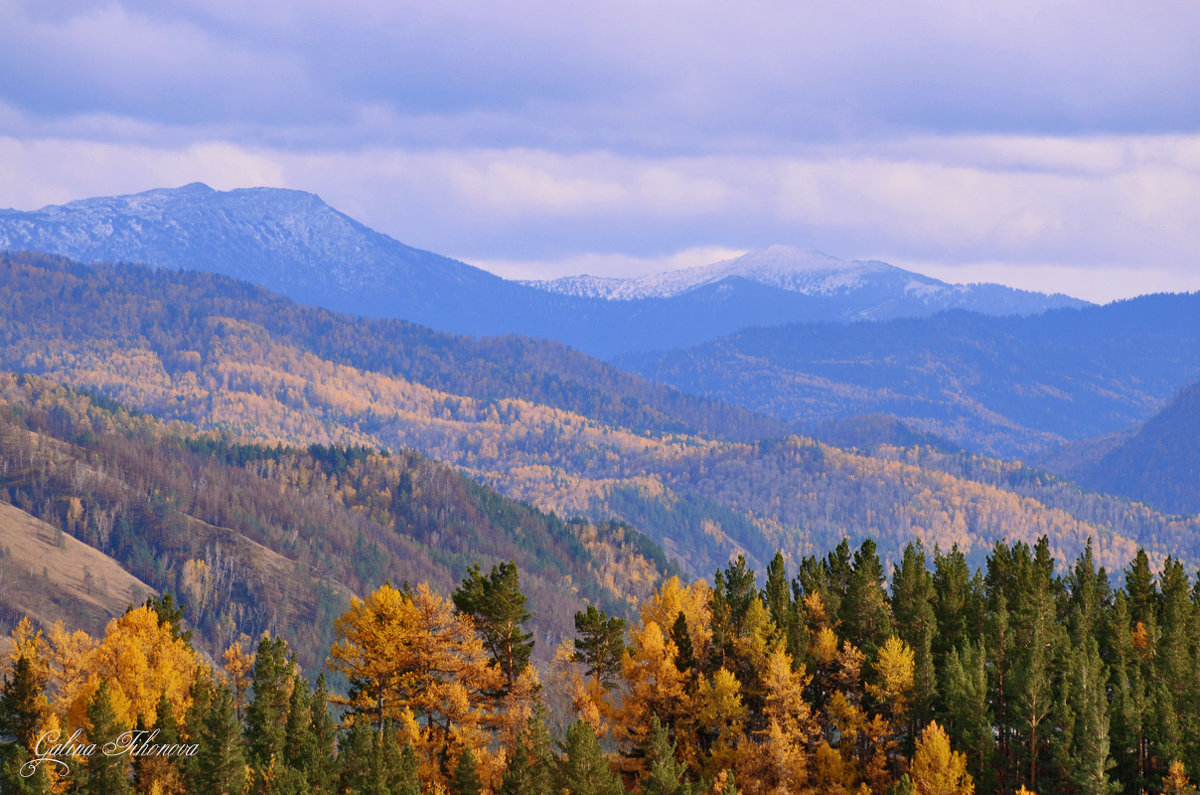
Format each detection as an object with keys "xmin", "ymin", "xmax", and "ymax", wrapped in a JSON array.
[{"xmin": 2, "ymin": 2, "xmax": 1200, "ymax": 302}]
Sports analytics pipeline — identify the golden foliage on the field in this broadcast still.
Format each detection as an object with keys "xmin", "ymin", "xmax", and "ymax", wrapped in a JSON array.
[{"xmin": 911, "ymin": 721, "xmax": 974, "ymax": 795}]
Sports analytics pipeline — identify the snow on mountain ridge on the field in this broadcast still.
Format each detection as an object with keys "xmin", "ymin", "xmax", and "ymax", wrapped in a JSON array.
[{"xmin": 525, "ymin": 245, "xmax": 926, "ymax": 301}]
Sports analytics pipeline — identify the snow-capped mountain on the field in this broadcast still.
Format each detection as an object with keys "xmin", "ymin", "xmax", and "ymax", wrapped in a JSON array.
[
  {"xmin": 0, "ymin": 184, "xmax": 1090, "ymax": 358},
  {"xmin": 530, "ymin": 247, "xmax": 879, "ymax": 300},
  {"xmin": 528, "ymin": 245, "xmax": 1088, "ymax": 319}
]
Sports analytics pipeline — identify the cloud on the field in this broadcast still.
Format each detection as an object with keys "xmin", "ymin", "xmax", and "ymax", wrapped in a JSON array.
[
  {"xmin": 3, "ymin": 1, "xmax": 1200, "ymax": 152},
  {"xmin": 3, "ymin": 132, "xmax": 1198, "ymax": 302}
]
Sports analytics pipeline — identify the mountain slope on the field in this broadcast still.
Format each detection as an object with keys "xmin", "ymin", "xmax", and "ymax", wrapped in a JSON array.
[
  {"xmin": 1, "ymin": 185, "xmax": 1084, "ymax": 357},
  {"xmin": 616, "ymin": 297, "xmax": 1200, "ymax": 459},
  {"xmin": 0, "ymin": 501, "xmax": 155, "ymax": 636},
  {"xmin": 0, "ymin": 373, "xmax": 672, "ymax": 671},
  {"xmin": 2, "ymin": 251, "xmax": 1196, "ymax": 581},
  {"xmin": 1048, "ymin": 380, "xmax": 1200, "ymax": 516}
]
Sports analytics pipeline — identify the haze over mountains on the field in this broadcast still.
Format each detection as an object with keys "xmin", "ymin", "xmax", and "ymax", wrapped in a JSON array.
[{"xmin": 0, "ymin": 184, "xmax": 1086, "ymax": 358}]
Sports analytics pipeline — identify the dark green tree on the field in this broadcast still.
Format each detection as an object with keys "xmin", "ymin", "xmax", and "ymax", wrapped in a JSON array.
[
  {"xmin": 841, "ymin": 538, "xmax": 892, "ymax": 654},
  {"xmin": 453, "ymin": 561, "xmax": 534, "ymax": 692},
  {"xmin": 190, "ymin": 683, "xmax": 246, "ymax": 795},
  {"xmin": 499, "ymin": 705, "xmax": 556, "ymax": 795},
  {"xmin": 558, "ymin": 720, "xmax": 623, "ymax": 795},
  {"xmin": 452, "ymin": 745, "xmax": 483, "ymax": 795},
  {"xmin": 573, "ymin": 605, "xmax": 626, "ymax": 690},
  {"xmin": 245, "ymin": 636, "xmax": 294, "ymax": 775},
  {"xmin": 79, "ymin": 682, "xmax": 133, "ymax": 795},
  {"xmin": 641, "ymin": 715, "xmax": 691, "ymax": 795}
]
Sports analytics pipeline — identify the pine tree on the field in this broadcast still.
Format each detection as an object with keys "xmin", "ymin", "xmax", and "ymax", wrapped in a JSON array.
[
  {"xmin": 1064, "ymin": 638, "xmax": 1117, "ymax": 795},
  {"xmin": 453, "ymin": 560, "xmax": 535, "ymax": 692},
  {"xmin": 306, "ymin": 673, "xmax": 339, "ymax": 793},
  {"xmin": 942, "ymin": 641, "xmax": 992, "ymax": 790},
  {"xmin": 500, "ymin": 705, "xmax": 556, "ymax": 795},
  {"xmin": 133, "ymin": 691, "xmax": 184, "ymax": 794},
  {"xmin": 452, "ymin": 745, "xmax": 483, "ymax": 795},
  {"xmin": 558, "ymin": 720, "xmax": 624, "ymax": 795},
  {"xmin": 191, "ymin": 683, "xmax": 246, "ymax": 795},
  {"xmin": 245, "ymin": 635, "xmax": 293, "ymax": 774},
  {"xmin": 573, "ymin": 604, "xmax": 627, "ymax": 690},
  {"xmin": 842, "ymin": 538, "xmax": 892, "ymax": 655},
  {"xmin": 641, "ymin": 715, "xmax": 690, "ymax": 795},
  {"xmin": 79, "ymin": 681, "xmax": 133, "ymax": 795}
]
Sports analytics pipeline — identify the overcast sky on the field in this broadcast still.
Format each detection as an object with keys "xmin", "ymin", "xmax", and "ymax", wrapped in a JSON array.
[{"xmin": 2, "ymin": 1, "xmax": 1200, "ymax": 301}]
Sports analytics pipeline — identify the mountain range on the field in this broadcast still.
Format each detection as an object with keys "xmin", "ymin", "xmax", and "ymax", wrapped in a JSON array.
[
  {"xmin": 2, "ymin": 250, "xmax": 1195, "ymax": 584},
  {"xmin": 528, "ymin": 244, "xmax": 1086, "ymax": 319},
  {"xmin": 3, "ymin": 184, "xmax": 1200, "ymax": 664},
  {"xmin": 0, "ymin": 183, "xmax": 1085, "ymax": 358}
]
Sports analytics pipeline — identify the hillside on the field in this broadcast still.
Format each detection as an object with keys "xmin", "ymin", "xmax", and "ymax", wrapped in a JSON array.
[
  {"xmin": 0, "ymin": 185, "xmax": 1082, "ymax": 357},
  {"xmin": 0, "ymin": 373, "xmax": 673, "ymax": 672},
  {"xmin": 0, "ymin": 500, "xmax": 155, "ymax": 635},
  {"xmin": 617, "ymin": 297, "xmax": 1200, "ymax": 459},
  {"xmin": 1042, "ymin": 379, "xmax": 1200, "ymax": 517},
  {"xmin": 1, "ymin": 251, "xmax": 1196, "ymax": 582}
]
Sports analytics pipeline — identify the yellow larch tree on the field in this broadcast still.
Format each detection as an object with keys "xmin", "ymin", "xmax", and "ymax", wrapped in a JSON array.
[
  {"xmin": 910, "ymin": 721, "xmax": 974, "ymax": 795},
  {"xmin": 55, "ymin": 607, "xmax": 200, "ymax": 732},
  {"xmin": 739, "ymin": 646, "xmax": 816, "ymax": 795},
  {"xmin": 328, "ymin": 582, "xmax": 504, "ymax": 787},
  {"xmin": 698, "ymin": 667, "xmax": 747, "ymax": 777},
  {"xmin": 616, "ymin": 619, "xmax": 685, "ymax": 741}
]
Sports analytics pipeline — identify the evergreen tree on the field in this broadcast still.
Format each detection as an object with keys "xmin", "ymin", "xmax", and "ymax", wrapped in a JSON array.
[
  {"xmin": 79, "ymin": 681, "xmax": 133, "ymax": 795},
  {"xmin": 942, "ymin": 641, "xmax": 992, "ymax": 791},
  {"xmin": 133, "ymin": 691, "xmax": 184, "ymax": 794},
  {"xmin": 558, "ymin": 720, "xmax": 624, "ymax": 795},
  {"xmin": 641, "ymin": 715, "xmax": 691, "ymax": 795},
  {"xmin": 245, "ymin": 636, "xmax": 294, "ymax": 773},
  {"xmin": 500, "ymin": 704, "xmax": 556, "ymax": 795},
  {"xmin": 1064, "ymin": 638, "xmax": 1117, "ymax": 795},
  {"xmin": 453, "ymin": 560, "xmax": 535, "ymax": 692},
  {"xmin": 842, "ymin": 538, "xmax": 892, "ymax": 654},
  {"xmin": 452, "ymin": 745, "xmax": 483, "ymax": 795},
  {"xmin": 933, "ymin": 545, "xmax": 973, "ymax": 662},
  {"xmin": 573, "ymin": 605, "xmax": 627, "ymax": 690},
  {"xmin": 306, "ymin": 673, "xmax": 339, "ymax": 793},
  {"xmin": 0, "ymin": 653, "xmax": 50, "ymax": 795},
  {"xmin": 191, "ymin": 683, "xmax": 246, "ymax": 795}
]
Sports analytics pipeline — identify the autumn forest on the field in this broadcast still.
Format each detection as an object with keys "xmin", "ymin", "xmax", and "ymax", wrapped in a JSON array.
[{"xmin": 1, "ymin": 247, "xmax": 1200, "ymax": 795}]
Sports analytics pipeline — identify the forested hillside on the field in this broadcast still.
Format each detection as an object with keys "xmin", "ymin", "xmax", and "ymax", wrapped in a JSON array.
[
  {"xmin": 5, "ymin": 537, "xmax": 1200, "ymax": 794},
  {"xmin": 1, "ymin": 251, "xmax": 1197, "ymax": 583},
  {"xmin": 617, "ymin": 297, "xmax": 1200, "ymax": 459},
  {"xmin": 0, "ymin": 373, "xmax": 671, "ymax": 672},
  {"xmin": 1053, "ymin": 379, "xmax": 1200, "ymax": 517}
]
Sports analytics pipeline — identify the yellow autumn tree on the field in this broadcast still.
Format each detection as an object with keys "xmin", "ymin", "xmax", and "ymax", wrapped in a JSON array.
[
  {"xmin": 615, "ymin": 619, "xmax": 686, "ymax": 759},
  {"xmin": 328, "ymin": 582, "xmax": 503, "ymax": 786},
  {"xmin": 55, "ymin": 607, "xmax": 200, "ymax": 731},
  {"xmin": 1163, "ymin": 760, "xmax": 1200, "ymax": 795},
  {"xmin": 868, "ymin": 635, "xmax": 915, "ymax": 726},
  {"xmin": 698, "ymin": 667, "xmax": 747, "ymax": 776},
  {"xmin": 222, "ymin": 635, "xmax": 256, "ymax": 722},
  {"xmin": 911, "ymin": 721, "xmax": 974, "ymax": 795},
  {"xmin": 739, "ymin": 647, "xmax": 815, "ymax": 794}
]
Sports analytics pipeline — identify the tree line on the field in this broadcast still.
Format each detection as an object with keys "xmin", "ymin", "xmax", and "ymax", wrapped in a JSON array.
[{"xmin": 5, "ymin": 536, "xmax": 1200, "ymax": 794}]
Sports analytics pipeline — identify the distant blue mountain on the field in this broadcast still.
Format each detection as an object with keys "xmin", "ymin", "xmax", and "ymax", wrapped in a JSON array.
[
  {"xmin": 0, "ymin": 184, "xmax": 1088, "ymax": 357},
  {"xmin": 616, "ymin": 295, "xmax": 1200, "ymax": 458}
]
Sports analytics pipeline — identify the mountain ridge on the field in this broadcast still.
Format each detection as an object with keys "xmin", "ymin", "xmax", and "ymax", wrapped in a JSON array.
[
  {"xmin": 527, "ymin": 244, "xmax": 1088, "ymax": 319},
  {"xmin": 1, "ymin": 184, "xmax": 1088, "ymax": 357}
]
